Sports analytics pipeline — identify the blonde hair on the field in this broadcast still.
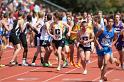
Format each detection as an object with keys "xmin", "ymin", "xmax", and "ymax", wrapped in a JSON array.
[{"xmin": 38, "ymin": 12, "xmax": 44, "ymax": 18}]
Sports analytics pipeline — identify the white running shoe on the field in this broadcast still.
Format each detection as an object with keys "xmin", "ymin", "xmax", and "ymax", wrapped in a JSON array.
[
  {"xmin": 57, "ymin": 66, "xmax": 61, "ymax": 71},
  {"xmin": 99, "ymin": 80, "xmax": 103, "ymax": 82},
  {"xmin": 83, "ymin": 70, "xmax": 87, "ymax": 75},
  {"xmin": 31, "ymin": 63, "xmax": 36, "ymax": 66},
  {"xmin": 22, "ymin": 62, "xmax": 29, "ymax": 66}
]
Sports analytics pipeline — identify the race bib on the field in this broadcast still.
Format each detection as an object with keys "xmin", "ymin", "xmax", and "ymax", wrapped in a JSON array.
[
  {"xmin": 82, "ymin": 36, "xmax": 90, "ymax": 47},
  {"xmin": 55, "ymin": 29, "xmax": 61, "ymax": 35},
  {"xmin": 54, "ymin": 29, "xmax": 62, "ymax": 40}
]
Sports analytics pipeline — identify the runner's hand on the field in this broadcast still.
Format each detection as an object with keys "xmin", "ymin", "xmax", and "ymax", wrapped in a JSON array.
[{"xmin": 98, "ymin": 45, "xmax": 103, "ymax": 50}]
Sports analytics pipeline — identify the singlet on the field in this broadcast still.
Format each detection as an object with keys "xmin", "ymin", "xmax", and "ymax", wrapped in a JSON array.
[
  {"xmin": 0, "ymin": 27, "xmax": 3, "ymax": 35},
  {"xmin": 11, "ymin": 20, "xmax": 20, "ymax": 36},
  {"xmin": 113, "ymin": 21, "xmax": 123, "ymax": 35},
  {"xmin": 40, "ymin": 21, "xmax": 51, "ymax": 41},
  {"xmin": 99, "ymin": 26, "xmax": 115, "ymax": 47},
  {"xmin": 93, "ymin": 24, "xmax": 102, "ymax": 35},
  {"xmin": 70, "ymin": 24, "xmax": 80, "ymax": 40},
  {"xmin": 53, "ymin": 22, "xmax": 63, "ymax": 40},
  {"xmin": 32, "ymin": 16, "xmax": 37, "ymax": 26},
  {"xmin": 80, "ymin": 31, "xmax": 91, "ymax": 47},
  {"xmin": 0, "ymin": 20, "xmax": 3, "ymax": 35},
  {"xmin": 100, "ymin": 18, "xmax": 105, "ymax": 28},
  {"xmin": 22, "ymin": 22, "xmax": 30, "ymax": 34},
  {"xmin": 117, "ymin": 35, "xmax": 124, "ymax": 47},
  {"xmin": 87, "ymin": 21, "xmax": 93, "ymax": 33}
]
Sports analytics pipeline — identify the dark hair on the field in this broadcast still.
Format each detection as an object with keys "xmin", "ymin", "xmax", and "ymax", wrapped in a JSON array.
[
  {"xmin": 3, "ymin": 13, "xmax": 9, "ymax": 18},
  {"xmin": 107, "ymin": 16, "xmax": 113, "ymax": 22},
  {"xmin": 93, "ymin": 16, "xmax": 100, "ymax": 24},
  {"xmin": 47, "ymin": 14, "xmax": 52, "ymax": 21},
  {"xmin": 54, "ymin": 12, "xmax": 62, "ymax": 20},
  {"xmin": 18, "ymin": 11, "xmax": 24, "ymax": 17},
  {"xmin": 27, "ymin": 15, "xmax": 32, "ymax": 22}
]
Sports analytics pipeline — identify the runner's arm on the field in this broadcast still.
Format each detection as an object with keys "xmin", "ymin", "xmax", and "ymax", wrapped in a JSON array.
[
  {"xmin": 2, "ymin": 22, "xmax": 11, "ymax": 31},
  {"xmin": 94, "ymin": 28, "xmax": 104, "ymax": 49}
]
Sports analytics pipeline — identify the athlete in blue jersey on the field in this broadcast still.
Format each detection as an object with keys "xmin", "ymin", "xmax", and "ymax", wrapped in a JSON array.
[
  {"xmin": 95, "ymin": 17, "xmax": 118, "ymax": 81},
  {"xmin": 0, "ymin": 24, "xmax": 5, "ymax": 67}
]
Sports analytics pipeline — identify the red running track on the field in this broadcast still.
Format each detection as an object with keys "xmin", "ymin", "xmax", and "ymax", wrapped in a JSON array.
[{"xmin": 0, "ymin": 47, "xmax": 124, "ymax": 82}]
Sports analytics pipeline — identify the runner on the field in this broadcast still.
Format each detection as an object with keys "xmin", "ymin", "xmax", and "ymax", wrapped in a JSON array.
[
  {"xmin": 0, "ymin": 14, "xmax": 5, "ymax": 67},
  {"xmin": 40, "ymin": 13, "xmax": 53, "ymax": 67},
  {"xmin": 78, "ymin": 21, "xmax": 94, "ymax": 74},
  {"xmin": 19, "ymin": 14, "xmax": 32, "ymax": 66},
  {"xmin": 49, "ymin": 12, "xmax": 71, "ymax": 70},
  {"xmin": 116, "ymin": 29, "xmax": 124, "ymax": 69},
  {"xmin": 114, "ymin": 14, "xmax": 124, "ymax": 69},
  {"xmin": 67, "ymin": 15, "xmax": 79, "ymax": 68},
  {"xmin": 95, "ymin": 17, "xmax": 118, "ymax": 81},
  {"xmin": 8, "ymin": 12, "xmax": 22, "ymax": 65},
  {"xmin": 31, "ymin": 12, "xmax": 45, "ymax": 66}
]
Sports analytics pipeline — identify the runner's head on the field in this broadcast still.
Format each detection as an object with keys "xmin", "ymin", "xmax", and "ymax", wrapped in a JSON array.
[
  {"xmin": 115, "ymin": 14, "xmax": 120, "ymax": 22},
  {"xmin": 38, "ymin": 12, "xmax": 44, "ymax": 19},
  {"xmin": 93, "ymin": 16, "xmax": 100, "ymax": 27},
  {"xmin": 67, "ymin": 15, "xmax": 72, "ymax": 22},
  {"xmin": 81, "ymin": 20, "xmax": 88, "ymax": 29},
  {"xmin": 18, "ymin": 11, "xmax": 24, "ymax": 18},
  {"xmin": 107, "ymin": 17, "xmax": 114, "ymax": 28},
  {"xmin": 27, "ymin": 15, "xmax": 32, "ymax": 22},
  {"xmin": 47, "ymin": 13, "xmax": 52, "ymax": 21},
  {"xmin": 54, "ymin": 12, "xmax": 62, "ymax": 21},
  {"xmin": 98, "ymin": 10, "xmax": 103, "ymax": 18}
]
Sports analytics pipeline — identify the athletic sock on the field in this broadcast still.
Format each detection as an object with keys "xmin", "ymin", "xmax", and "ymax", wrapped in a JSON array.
[
  {"xmin": 40, "ymin": 57, "xmax": 44, "ymax": 64},
  {"xmin": 32, "ymin": 54, "xmax": 37, "ymax": 63}
]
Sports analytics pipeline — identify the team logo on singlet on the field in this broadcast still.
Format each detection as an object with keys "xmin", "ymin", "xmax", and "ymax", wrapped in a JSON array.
[{"xmin": 101, "ymin": 34, "xmax": 111, "ymax": 46}]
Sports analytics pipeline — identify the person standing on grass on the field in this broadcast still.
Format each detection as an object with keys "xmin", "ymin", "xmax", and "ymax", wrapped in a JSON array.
[
  {"xmin": 95, "ymin": 17, "xmax": 118, "ymax": 82},
  {"xmin": 77, "ymin": 20, "xmax": 94, "ymax": 75}
]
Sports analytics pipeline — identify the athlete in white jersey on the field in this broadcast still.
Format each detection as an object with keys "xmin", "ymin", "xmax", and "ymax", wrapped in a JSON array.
[
  {"xmin": 31, "ymin": 12, "xmax": 45, "ymax": 66},
  {"xmin": 49, "ymin": 12, "xmax": 71, "ymax": 71},
  {"xmin": 78, "ymin": 21, "xmax": 94, "ymax": 75}
]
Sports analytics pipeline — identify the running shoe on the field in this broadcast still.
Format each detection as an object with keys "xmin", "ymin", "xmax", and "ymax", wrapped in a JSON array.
[
  {"xmin": 57, "ymin": 66, "xmax": 61, "ymax": 71},
  {"xmin": 63, "ymin": 60, "xmax": 68, "ymax": 68},
  {"xmin": 48, "ymin": 61, "xmax": 52, "ymax": 66},
  {"xmin": 43, "ymin": 63, "xmax": 49, "ymax": 67},
  {"xmin": 22, "ymin": 62, "xmax": 29, "ymax": 66},
  {"xmin": 31, "ymin": 63, "xmax": 36, "ymax": 66},
  {"xmin": 83, "ymin": 70, "xmax": 87, "ymax": 75},
  {"xmin": 0, "ymin": 64, "xmax": 5, "ymax": 67},
  {"xmin": 9, "ymin": 61, "xmax": 18, "ymax": 66}
]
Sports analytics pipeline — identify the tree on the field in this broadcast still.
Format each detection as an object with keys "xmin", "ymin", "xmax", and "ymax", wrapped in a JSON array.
[{"xmin": 45, "ymin": 0, "xmax": 124, "ymax": 13}]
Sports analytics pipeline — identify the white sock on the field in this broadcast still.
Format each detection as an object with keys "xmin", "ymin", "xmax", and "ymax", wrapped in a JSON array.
[{"xmin": 22, "ymin": 58, "xmax": 26, "ymax": 63}]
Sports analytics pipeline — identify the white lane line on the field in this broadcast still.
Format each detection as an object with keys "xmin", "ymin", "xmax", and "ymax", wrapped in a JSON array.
[
  {"xmin": 0, "ymin": 68, "xmax": 40, "ymax": 81},
  {"xmin": 92, "ymin": 69, "xmax": 114, "ymax": 81},
  {"xmin": 0, "ymin": 61, "xmax": 57, "ymax": 81},
  {"xmin": 0, "ymin": 48, "xmax": 35, "ymax": 69},
  {"xmin": 42, "ymin": 59, "xmax": 97, "ymax": 82}
]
